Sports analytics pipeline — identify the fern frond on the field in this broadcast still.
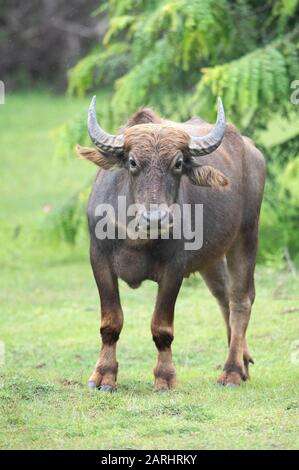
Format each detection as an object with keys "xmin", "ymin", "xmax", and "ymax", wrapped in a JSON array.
[
  {"xmin": 112, "ymin": 37, "xmax": 177, "ymax": 117},
  {"xmin": 103, "ymin": 15, "xmax": 136, "ymax": 45},
  {"xmin": 128, "ymin": 0, "xmax": 233, "ymax": 65},
  {"xmin": 193, "ymin": 40, "xmax": 299, "ymax": 123}
]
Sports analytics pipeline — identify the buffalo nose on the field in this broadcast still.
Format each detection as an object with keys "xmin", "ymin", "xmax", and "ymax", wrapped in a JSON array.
[{"xmin": 141, "ymin": 209, "xmax": 168, "ymax": 226}]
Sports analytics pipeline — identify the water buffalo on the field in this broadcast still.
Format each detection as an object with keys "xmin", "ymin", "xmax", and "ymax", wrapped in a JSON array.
[{"xmin": 76, "ymin": 96, "xmax": 266, "ymax": 392}]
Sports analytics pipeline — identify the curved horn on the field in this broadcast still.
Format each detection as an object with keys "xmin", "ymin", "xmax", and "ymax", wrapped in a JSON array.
[
  {"xmin": 87, "ymin": 96, "xmax": 124, "ymax": 157},
  {"xmin": 189, "ymin": 97, "xmax": 226, "ymax": 157}
]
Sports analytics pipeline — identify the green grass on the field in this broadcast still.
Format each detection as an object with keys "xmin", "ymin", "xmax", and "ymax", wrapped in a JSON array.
[{"xmin": 0, "ymin": 92, "xmax": 299, "ymax": 450}]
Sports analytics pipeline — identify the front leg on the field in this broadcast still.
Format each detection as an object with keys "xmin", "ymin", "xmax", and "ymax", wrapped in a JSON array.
[
  {"xmin": 88, "ymin": 243, "xmax": 123, "ymax": 392},
  {"xmin": 151, "ymin": 267, "xmax": 183, "ymax": 391}
]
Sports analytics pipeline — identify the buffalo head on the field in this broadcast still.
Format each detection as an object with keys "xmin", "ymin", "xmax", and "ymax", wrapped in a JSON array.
[{"xmin": 76, "ymin": 96, "xmax": 229, "ymax": 233}]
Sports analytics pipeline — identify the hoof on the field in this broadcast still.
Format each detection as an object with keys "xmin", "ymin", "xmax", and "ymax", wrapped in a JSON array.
[
  {"xmin": 155, "ymin": 387, "xmax": 169, "ymax": 394},
  {"xmin": 154, "ymin": 373, "xmax": 177, "ymax": 392},
  {"xmin": 217, "ymin": 369, "xmax": 247, "ymax": 386},
  {"xmin": 99, "ymin": 384, "xmax": 114, "ymax": 393}
]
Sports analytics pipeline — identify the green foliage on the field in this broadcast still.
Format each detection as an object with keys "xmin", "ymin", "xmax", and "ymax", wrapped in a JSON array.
[
  {"xmin": 67, "ymin": 0, "xmax": 299, "ymax": 124},
  {"xmin": 68, "ymin": 43, "xmax": 131, "ymax": 98},
  {"xmin": 43, "ymin": 186, "xmax": 90, "ymax": 245},
  {"xmin": 53, "ymin": 113, "xmax": 89, "ymax": 160},
  {"xmin": 194, "ymin": 44, "xmax": 294, "ymax": 124},
  {"xmin": 272, "ymin": 0, "xmax": 299, "ymax": 25},
  {"xmin": 281, "ymin": 155, "xmax": 299, "ymax": 204},
  {"xmin": 258, "ymin": 135, "xmax": 299, "ymax": 264}
]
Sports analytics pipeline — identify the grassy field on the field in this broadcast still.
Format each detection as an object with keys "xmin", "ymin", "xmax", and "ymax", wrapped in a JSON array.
[{"xmin": 0, "ymin": 92, "xmax": 299, "ymax": 450}]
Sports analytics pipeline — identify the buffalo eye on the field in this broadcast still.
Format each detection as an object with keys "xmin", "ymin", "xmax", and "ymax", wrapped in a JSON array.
[
  {"xmin": 173, "ymin": 158, "xmax": 183, "ymax": 173},
  {"xmin": 129, "ymin": 157, "xmax": 138, "ymax": 172}
]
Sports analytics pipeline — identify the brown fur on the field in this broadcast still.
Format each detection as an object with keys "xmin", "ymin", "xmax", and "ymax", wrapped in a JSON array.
[
  {"xmin": 124, "ymin": 124, "xmax": 190, "ymax": 158},
  {"xmin": 123, "ymin": 107, "xmax": 162, "ymax": 128},
  {"xmin": 76, "ymin": 144, "xmax": 118, "ymax": 170},
  {"xmin": 189, "ymin": 165, "xmax": 229, "ymax": 188}
]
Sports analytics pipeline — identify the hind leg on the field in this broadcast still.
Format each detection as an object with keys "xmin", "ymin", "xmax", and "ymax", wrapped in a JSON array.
[
  {"xmin": 217, "ymin": 228, "xmax": 257, "ymax": 385},
  {"xmin": 201, "ymin": 257, "xmax": 231, "ymax": 346},
  {"xmin": 201, "ymin": 255, "xmax": 255, "ymax": 384}
]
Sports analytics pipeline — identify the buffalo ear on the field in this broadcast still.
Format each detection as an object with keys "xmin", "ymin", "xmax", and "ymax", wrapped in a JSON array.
[
  {"xmin": 75, "ymin": 144, "xmax": 121, "ymax": 169},
  {"xmin": 187, "ymin": 164, "xmax": 229, "ymax": 188}
]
